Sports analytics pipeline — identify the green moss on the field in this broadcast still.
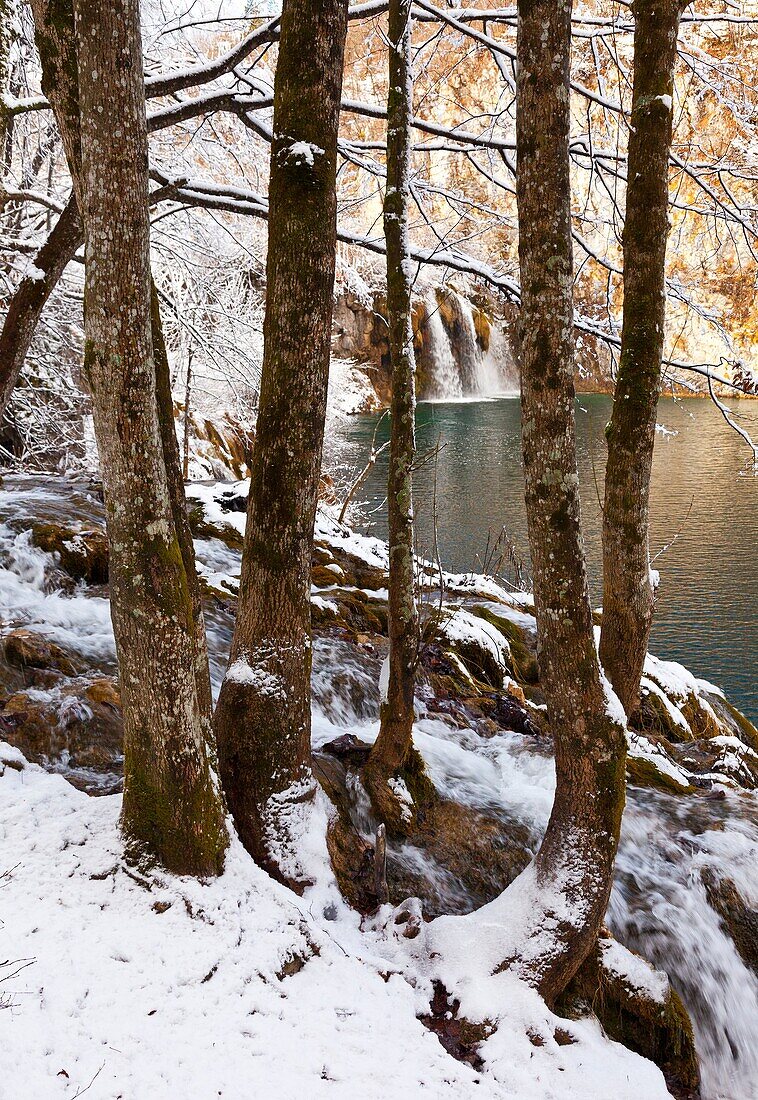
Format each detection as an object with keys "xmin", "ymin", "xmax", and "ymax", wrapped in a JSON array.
[
  {"xmin": 626, "ymin": 754, "xmax": 694, "ymax": 796},
  {"xmin": 472, "ymin": 605, "xmax": 539, "ymax": 684}
]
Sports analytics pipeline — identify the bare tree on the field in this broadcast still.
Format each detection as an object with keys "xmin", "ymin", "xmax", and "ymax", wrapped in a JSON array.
[
  {"xmin": 213, "ymin": 0, "xmax": 350, "ymax": 889},
  {"xmin": 64, "ymin": 0, "xmax": 227, "ymax": 873},
  {"xmin": 363, "ymin": 0, "xmax": 424, "ymax": 833},
  {"xmin": 509, "ymin": 0, "xmax": 626, "ymax": 1002},
  {"xmin": 599, "ymin": 0, "xmax": 688, "ymax": 718}
]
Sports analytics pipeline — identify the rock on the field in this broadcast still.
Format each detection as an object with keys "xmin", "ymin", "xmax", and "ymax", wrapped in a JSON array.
[
  {"xmin": 557, "ymin": 932, "xmax": 701, "ymax": 1100},
  {"xmin": 0, "ymin": 674, "xmax": 123, "ymax": 782},
  {"xmin": 434, "ymin": 608, "xmax": 512, "ymax": 689},
  {"xmin": 314, "ymin": 751, "xmax": 378, "ymax": 913},
  {"xmin": 387, "ymin": 799, "xmax": 533, "ymax": 918},
  {"xmin": 472, "ymin": 605, "xmax": 540, "ymax": 685},
  {"xmin": 701, "ymin": 869, "xmax": 758, "ymax": 976},
  {"xmin": 31, "ymin": 522, "xmax": 109, "ymax": 584},
  {"xmin": 626, "ymin": 731, "xmax": 696, "ymax": 795},
  {"xmin": 186, "ymin": 501, "xmax": 244, "ymax": 551},
  {"xmin": 3, "ymin": 628, "xmax": 80, "ymax": 678},
  {"xmin": 669, "ymin": 735, "xmax": 758, "ymax": 791}
]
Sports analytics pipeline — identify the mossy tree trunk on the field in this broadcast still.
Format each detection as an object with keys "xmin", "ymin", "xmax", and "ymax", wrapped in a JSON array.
[
  {"xmin": 213, "ymin": 0, "xmax": 349, "ymax": 889},
  {"xmin": 29, "ymin": 0, "xmax": 227, "ymax": 874},
  {"xmin": 363, "ymin": 0, "xmax": 423, "ymax": 835},
  {"xmin": 28, "ymin": 1, "xmax": 212, "ymax": 732},
  {"xmin": 599, "ymin": 0, "xmax": 686, "ymax": 719},
  {"xmin": 151, "ymin": 283, "xmax": 214, "ymax": 720},
  {"xmin": 512, "ymin": 0, "xmax": 627, "ymax": 1003}
]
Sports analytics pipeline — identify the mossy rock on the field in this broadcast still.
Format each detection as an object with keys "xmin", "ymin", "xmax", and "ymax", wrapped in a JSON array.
[
  {"xmin": 705, "ymin": 695, "xmax": 758, "ymax": 753},
  {"xmin": 626, "ymin": 754, "xmax": 695, "ymax": 795},
  {"xmin": 472, "ymin": 605, "xmax": 539, "ymax": 685},
  {"xmin": 701, "ymin": 869, "xmax": 758, "ymax": 976},
  {"xmin": 471, "ymin": 306, "xmax": 491, "ymax": 352},
  {"xmin": 557, "ymin": 934, "xmax": 700, "ymax": 1100},
  {"xmin": 317, "ymin": 587, "xmax": 388, "ymax": 638},
  {"xmin": 311, "ymin": 562, "xmax": 346, "ymax": 588},
  {"xmin": 432, "ymin": 615, "xmax": 511, "ymax": 690},
  {"xmin": 626, "ymin": 733, "xmax": 695, "ymax": 795},
  {"xmin": 31, "ymin": 522, "xmax": 109, "ymax": 584},
  {"xmin": 680, "ymin": 694, "xmax": 722, "ymax": 741},
  {"xmin": 387, "ymin": 798, "xmax": 533, "ymax": 918},
  {"xmin": 637, "ymin": 685, "xmax": 692, "ymax": 744},
  {"xmin": 0, "ymin": 674, "xmax": 123, "ymax": 776},
  {"xmin": 3, "ymin": 628, "xmax": 80, "ymax": 678},
  {"xmin": 186, "ymin": 502, "xmax": 243, "ymax": 551}
]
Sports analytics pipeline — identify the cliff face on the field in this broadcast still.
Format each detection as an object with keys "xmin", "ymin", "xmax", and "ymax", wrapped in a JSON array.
[{"xmin": 332, "ymin": 283, "xmax": 520, "ymax": 403}]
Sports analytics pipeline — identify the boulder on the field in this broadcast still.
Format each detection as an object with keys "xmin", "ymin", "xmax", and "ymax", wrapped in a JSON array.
[
  {"xmin": 701, "ymin": 869, "xmax": 758, "ymax": 975},
  {"xmin": 0, "ymin": 675, "xmax": 123, "ymax": 782},
  {"xmin": 31, "ymin": 522, "xmax": 109, "ymax": 584},
  {"xmin": 557, "ymin": 932, "xmax": 700, "ymax": 1100},
  {"xmin": 3, "ymin": 628, "xmax": 80, "ymax": 678}
]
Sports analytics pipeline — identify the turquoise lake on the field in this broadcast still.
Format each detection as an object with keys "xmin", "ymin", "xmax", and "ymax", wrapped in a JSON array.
[{"xmin": 336, "ymin": 394, "xmax": 758, "ymax": 721}]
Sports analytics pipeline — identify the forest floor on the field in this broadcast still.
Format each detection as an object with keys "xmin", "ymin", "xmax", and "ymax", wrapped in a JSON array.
[{"xmin": 0, "ymin": 747, "xmax": 671, "ymax": 1099}]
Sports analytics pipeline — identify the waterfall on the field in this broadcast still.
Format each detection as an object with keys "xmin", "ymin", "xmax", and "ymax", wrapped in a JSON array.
[
  {"xmin": 418, "ymin": 287, "xmax": 517, "ymax": 400},
  {"xmin": 422, "ymin": 291, "xmax": 463, "ymax": 399}
]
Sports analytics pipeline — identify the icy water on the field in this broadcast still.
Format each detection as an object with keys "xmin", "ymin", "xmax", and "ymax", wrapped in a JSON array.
[{"xmin": 335, "ymin": 394, "xmax": 758, "ymax": 721}]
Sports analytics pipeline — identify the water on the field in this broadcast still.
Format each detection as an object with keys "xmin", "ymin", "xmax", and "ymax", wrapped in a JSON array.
[
  {"xmin": 0, "ymin": 472, "xmax": 756, "ymax": 1097},
  {"xmin": 335, "ymin": 394, "xmax": 758, "ymax": 721}
]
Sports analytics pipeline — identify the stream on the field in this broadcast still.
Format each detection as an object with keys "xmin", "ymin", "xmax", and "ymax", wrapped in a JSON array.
[{"xmin": 0, "ymin": 474, "xmax": 755, "ymax": 1099}]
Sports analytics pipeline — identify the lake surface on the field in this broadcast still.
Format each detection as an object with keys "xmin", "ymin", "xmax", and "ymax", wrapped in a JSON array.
[{"xmin": 335, "ymin": 394, "xmax": 758, "ymax": 721}]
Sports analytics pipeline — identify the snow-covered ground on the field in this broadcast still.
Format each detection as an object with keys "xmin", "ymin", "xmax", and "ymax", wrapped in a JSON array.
[{"xmin": 0, "ymin": 749, "xmax": 671, "ymax": 1100}]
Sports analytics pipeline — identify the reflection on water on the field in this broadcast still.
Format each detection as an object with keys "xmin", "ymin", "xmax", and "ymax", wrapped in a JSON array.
[{"xmin": 336, "ymin": 394, "xmax": 758, "ymax": 721}]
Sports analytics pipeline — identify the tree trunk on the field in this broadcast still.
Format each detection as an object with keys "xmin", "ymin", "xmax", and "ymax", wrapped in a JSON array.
[
  {"xmin": 70, "ymin": 0, "xmax": 226, "ymax": 874},
  {"xmin": 511, "ymin": 0, "xmax": 626, "ymax": 1003},
  {"xmin": 363, "ymin": 0, "xmax": 422, "ymax": 835},
  {"xmin": 599, "ymin": 0, "xmax": 684, "ymax": 719},
  {"xmin": 151, "ymin": 283, "xmax": 214, "ymax": 722},
  {"xmin": 0, "ymin": 193, "xmax": 83, "ymax": 420},
  {"xmin": 27, "ymin": 2, "xmax": 214, "ymax": 743},
  {"xmin": 213, "ymin": 0, "xmax": 349, "ymax": 888}
]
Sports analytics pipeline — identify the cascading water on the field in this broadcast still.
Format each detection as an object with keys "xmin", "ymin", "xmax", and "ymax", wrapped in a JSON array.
[
  {"xmin": 420, "ymin": 288, "xmax": 518, "ymax": 399},
  {"xmin": 423, "ymin": 291, "xmax": 463, "ymax": 399},
  {"xmin": 0, "ymin": 474, "xmax": 755, "ymax": 1098}
]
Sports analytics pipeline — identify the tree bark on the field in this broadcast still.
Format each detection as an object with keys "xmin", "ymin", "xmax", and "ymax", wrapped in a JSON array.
[
  {"xmin": 213, "ymin": 0, "xmax": 349, "ymax": 888},
  {"xmin": 363, "ymin": 0, "xmax": 422, "ymax": 834},
  {"xmin": 512, "ymin": 0, "xmax": 626, "ymax": 1003},
  {"xmin": 69, "ymin": 0, "xmax": 226, "ymax": 874},
  {"xmin": 0, "ymin": 193, "xmax": 82, "ymax": 420},
  {"xmin": 151, "ymin": 283, "xmax": 214, "ymax": 722},
  {"xmin": 599, "ymin": 0, "xmax": 684, "ymax": 719}
]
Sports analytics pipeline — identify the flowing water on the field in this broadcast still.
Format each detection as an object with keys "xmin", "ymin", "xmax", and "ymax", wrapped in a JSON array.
[
  {"xmin": 334, "ymin": 394, "xmax": 758, "ymax": 722},
  {"xmin": 0, "ymin": 471, "xmax": 755, "ymax": 1098}
]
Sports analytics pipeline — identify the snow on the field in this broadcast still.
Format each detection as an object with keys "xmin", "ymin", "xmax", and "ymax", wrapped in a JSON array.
[
  {"xmin": 22, "ymin": 261, "xmax": 46, "ymax": 283},
  {"xmin": 225, "ymin": 655, "xmax": 286, "ymax": 700},
  {"xmin": 601, "ymin": 670, "xmax": 628, "ymax": 729},
  {"xmin": 0, "ymin": 752, "xmax": 672, "ymax": 1100},
  {"xmin": 378, "ymin": 655, "xmax": 390, "ymax": 704},
  {"xmin": 599, "ymin": 938, "xmax": 669, "ymax": 1004},
  {"xmin": 437, "ymin": 608, "xmax": 512, "ymax": 674},
  {"xmin": 281, "ymin": 140, "xmax": 324, "ymax": 168}
]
